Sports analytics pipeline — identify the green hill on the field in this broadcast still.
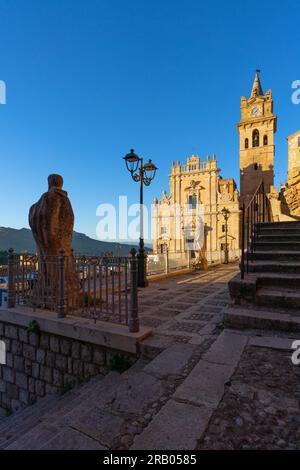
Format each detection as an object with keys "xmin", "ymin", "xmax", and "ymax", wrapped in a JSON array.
[{"xmin": 0, "ymin": 227, "xmax": 142, "ymax": 257}]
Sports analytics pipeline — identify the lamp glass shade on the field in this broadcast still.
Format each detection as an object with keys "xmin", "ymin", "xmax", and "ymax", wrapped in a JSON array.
[
  {"xmin": 143, "ymin": 159, "xmax": 157, "ymax": 181},
  {"xmin": 123, "ymin": 149, "xmax": 140, "ymax": 173}
]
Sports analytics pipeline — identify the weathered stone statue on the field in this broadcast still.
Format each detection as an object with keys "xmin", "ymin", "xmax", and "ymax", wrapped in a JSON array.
[
  {"xmin": 29, "ymin": 174, "xmax": 78, "ymax": 309},
  {"xmin": 29, "ymin": 174, "xmax": 74, "ymax": 257}
]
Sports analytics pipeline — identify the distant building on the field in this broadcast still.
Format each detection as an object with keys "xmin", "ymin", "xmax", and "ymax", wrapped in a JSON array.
[
  {"xmin": 152, "ymin": 155, "xmax": 240, "ymax": 265},
  {"xmin": 287, "ymin": 130, "xmax": 300, "ymax": 179}
]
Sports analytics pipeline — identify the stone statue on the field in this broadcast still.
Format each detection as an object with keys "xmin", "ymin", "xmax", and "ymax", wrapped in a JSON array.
[
  {"xmin": 29, "ymin": 174, "xmax": 78, "ymax": 309},
  {"xmin": 29, "ymin": 174, "xmax": 74, "ymax": 257}
]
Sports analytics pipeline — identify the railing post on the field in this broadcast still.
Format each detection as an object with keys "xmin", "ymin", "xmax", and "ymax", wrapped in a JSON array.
[
  {"xmin": 129, "ymin": 248, "xmax": 139, "ymax": 333},
  {"xmin": 58, "ymin": 249, "xmax": 66, "ymax": 318},
  {"xmin": 7, "ymin": 248, "xmax": 15, "ymax": 308},
  {"xmin": 187, "ymin": 248, "xmax": 191, "ymax": 269},
  {"xmin": 165, "ymin": 248, "xmax": 169, "ymax": 274}
]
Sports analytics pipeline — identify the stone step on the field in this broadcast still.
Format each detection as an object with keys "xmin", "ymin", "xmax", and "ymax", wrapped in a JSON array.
[
  {"xmin": 257, "ymin": 273, "xmax": 300, "ymax": 288},
  {"xmin": 249, "ymin": 251, "xmax": 300, "ymax": 262},
  {"xmin": 257, "ymin": 221, "xmax": 300, "ymax": 230},
  {"xmin": 256, "ymin": 287, "xmax": 300, "ymax": 309},
  {"xmin": 257, "ymin": 234, "xmax": 300, "ymax": 242},
  {"xmin": 256, "ymin": 227, "xmax": 300, "ymax": 236},
  {"xmin": 0, "ymin": 395, "xmax": 60, "ymax": 448},
  {"xmin": 253, "ymin": 241, "xmax": 300, "ymax": 251},
  {"xmin": 4, "ymin": 343, "xmax": 197, "ymax": 450},
  {"xmin": 248, "ymin": 261, "xmax": 300, "ymax": 274},
  {"xmin": 0, "ymin": 373, "xmax": 112, "ymax": 449},
  {"xmin": 225, "ymin": 305, "xmax": 300, "ymax": 332},
  {"xmin": 3, "ymin": 372, "xmax": 122, "ymax": 450}
]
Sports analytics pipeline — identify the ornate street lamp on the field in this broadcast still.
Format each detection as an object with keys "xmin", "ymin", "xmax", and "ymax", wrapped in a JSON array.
[
  {"xmin": 123, "ymin": 149, "xmax": 158, "ymax": 287},
  {"xmin": 221, "ymin": 207, "xmax": 230, "ymax": 264}
]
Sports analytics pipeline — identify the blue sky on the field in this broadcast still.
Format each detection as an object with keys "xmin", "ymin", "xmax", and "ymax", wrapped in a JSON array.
[{"xmin": 0, "ymin": 0, "xmax": 299, "ymax": 241}]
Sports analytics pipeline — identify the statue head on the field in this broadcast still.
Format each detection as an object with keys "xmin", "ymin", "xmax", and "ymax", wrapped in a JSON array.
[{"xmin": 48, "ymin": 174, "xmax": 63, "ymax": 190}]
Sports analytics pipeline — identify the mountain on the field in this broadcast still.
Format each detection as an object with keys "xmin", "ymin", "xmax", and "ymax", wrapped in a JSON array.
[{"xmin": 0, "ymin": 227, "xmax": 144, "ymax": 256}]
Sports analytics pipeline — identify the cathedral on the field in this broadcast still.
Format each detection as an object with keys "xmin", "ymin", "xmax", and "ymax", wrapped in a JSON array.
[
  {"xmin": 152, "ymin": 155, "xmax": 240, "ymax": 265},
  {"xmin": 152, "ymin": 71, "xmax": 300, "ymax": 265}
]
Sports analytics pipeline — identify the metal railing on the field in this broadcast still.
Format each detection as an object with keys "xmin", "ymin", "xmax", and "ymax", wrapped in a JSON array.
[
  {"xmin": 147, "ymin": 251, "xmax": 189, "ymax": 276},
  {"xmin": 6, "ymin": 248, "xmax": 139, "ymax": 332},
  {"xmin": 240, "ymin": 181, "xmax": 272, "ymax": 279}
]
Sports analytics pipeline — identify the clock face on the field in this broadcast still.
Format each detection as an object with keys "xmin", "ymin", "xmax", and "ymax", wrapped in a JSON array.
[{"xmin": 250, "ymin": 106, "xmax": 262, "ymax": 116}]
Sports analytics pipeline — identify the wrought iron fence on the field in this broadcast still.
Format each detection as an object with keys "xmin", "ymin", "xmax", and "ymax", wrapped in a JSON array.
[
  {"xmin": 6, "ymin": 248, "xmax": 139, "ymax": 332},
  {"xmin": 240, "ymin": 180, "xmax": 272, "ymax": 279},
  {"xmin": 147, "ymin": 251, "xmax": 190, "ymax": 276}
]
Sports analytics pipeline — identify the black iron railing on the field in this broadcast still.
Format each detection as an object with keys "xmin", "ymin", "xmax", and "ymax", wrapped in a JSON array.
[
  {"xmin": 240, "ymin": 181, "xmax": 272, "ymax": 279},
  {"xmin": 5, "ymin": 248, "xmax": 139, "ymax": 332}
]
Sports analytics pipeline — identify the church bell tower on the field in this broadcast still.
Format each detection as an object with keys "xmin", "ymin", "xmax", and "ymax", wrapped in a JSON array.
[{"xmin": 238, "ymin": 71, "xmax": 277, "ymax": 205}]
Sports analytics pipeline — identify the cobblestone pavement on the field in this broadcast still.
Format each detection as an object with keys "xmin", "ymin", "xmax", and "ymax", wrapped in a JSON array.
[
  {"xmin": 198, "ymin": 344, "xmax": 300, "ymax": 450},
  {"xmin": 139, "ymin": 263, "xmax": 239, "ymax": 345}
]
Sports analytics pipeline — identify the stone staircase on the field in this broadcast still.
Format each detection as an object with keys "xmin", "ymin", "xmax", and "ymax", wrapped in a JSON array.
[
  {"xmin": 0, "ymin": 373, "xmax": 117, "ymax": 449},
  {"xmin": 0, "ymin": 341, "xmax": 197, "ymax": 450},
  {"xmin": 226, "ymin": 220, "xmax": 300, "ymax": 331}
]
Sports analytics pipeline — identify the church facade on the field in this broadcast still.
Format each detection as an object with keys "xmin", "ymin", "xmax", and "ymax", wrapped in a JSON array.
[{"xmin": 152, "ymin": 155, "xmax": 240, "ymax": 265}]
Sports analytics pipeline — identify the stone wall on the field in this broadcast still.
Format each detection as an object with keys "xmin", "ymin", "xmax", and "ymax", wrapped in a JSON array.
[{"xmin": 0, "ymin": 316, "xmax": 141, "ymax": 413}]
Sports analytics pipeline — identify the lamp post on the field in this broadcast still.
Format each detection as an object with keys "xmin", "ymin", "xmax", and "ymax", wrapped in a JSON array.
[
  {"xmin": 221, "ymin": 207, "xmax": 230, "ymax": 264},
  {"xmin": 123, "ymin": 149, "xmax": 158, "ymax": 287}
]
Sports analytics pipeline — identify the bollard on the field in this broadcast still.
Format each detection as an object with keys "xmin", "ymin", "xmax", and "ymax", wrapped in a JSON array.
[{"xmin": 129, "ymin": 248, "xmax": 139, "ymax": 333}]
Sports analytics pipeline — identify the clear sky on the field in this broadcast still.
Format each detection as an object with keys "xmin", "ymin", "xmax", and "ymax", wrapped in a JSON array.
[{"xmin": 0, "ymin": 0, "xmax": 299, "ymax": 242}]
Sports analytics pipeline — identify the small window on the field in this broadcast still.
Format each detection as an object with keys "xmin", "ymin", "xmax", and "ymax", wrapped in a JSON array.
[
  {"xmin": 263, "ymin": 135, "xmax": 268, "ymax": 146},
  {"xmin": 245, "ymin": 138, "xmax": 249, "ymax": 149},
  {"xmin": 188, "ymin": 195, "xmax": 197, "ymax": 209},
  {"xmin": 254, "ymin": 163, "xmax": 258, "ymax": 170},
  {"xmin": 161, "ymin": 226, "xmax": 167, "ymax": 235},
  {"xmin": 298, "ymin": 136, "xmax": 300, "ymax": 147},
  {"xmin": 222, "ymin": 224, "xmax": 225, "ymax": 233},
  {"xmin": 253, "ymin": 129, "xmax": 260, "ymax": 147}
]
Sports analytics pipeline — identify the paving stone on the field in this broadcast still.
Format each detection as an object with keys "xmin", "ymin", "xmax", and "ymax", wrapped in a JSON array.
[
  {"xmin": 96, "ymin": 371, "xmax": 164, "ymax": 416},
  {"xmin": 203, "ymin": 331, "xmax": 248, "ymax": 366},
  {"xmin": 71, "ymin": 407, "xmax": 124, "ymax": 447},
  {"xmin": 174, "ymin": 360, "xmax": 235, "ymax": 408},
  {"xmin": 143, "ymin": 343, "xmax": 197, "ymax": 379},
  {"xmin": 41, "ymin": 427, "xmax": 106, "ymax": 450},
  {"xmin": 249, "ymin": 336, "xmax": 294, "ymax": 351},
  {"xmin": 132, "ymin": 399, "xmax": 213, "ymax": 450}
]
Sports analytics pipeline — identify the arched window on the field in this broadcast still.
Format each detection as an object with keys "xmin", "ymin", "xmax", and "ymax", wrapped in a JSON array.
[
  {"xmin": 253, "ymin": 129, "xmax": 260, "ymax": 147},
  {"xmin": 263, "ymin": 135, "xmax": 268, "ymax": 146},
  {"xmin": 245, "ymin": 138, "xmax": 249, "ymax": 149}
]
